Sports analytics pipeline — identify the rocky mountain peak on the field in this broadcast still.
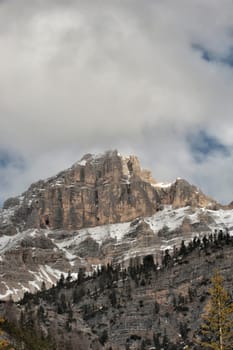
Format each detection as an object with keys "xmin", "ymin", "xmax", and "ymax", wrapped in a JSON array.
[
  {"xmin": 72, "ymin": 150, "xmax": 155, "ymax": 185},
  {"xmin": 0, "ymin": 150, "xmax": 218, "ymax": 235},
  {"xmin": 0, "ymin": 150, "xmax": 230, "ymax": 301}
]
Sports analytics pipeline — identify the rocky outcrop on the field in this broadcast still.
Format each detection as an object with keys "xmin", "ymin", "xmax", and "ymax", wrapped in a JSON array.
[
  {"xmin": 0, "ymin": 229, "xmax": 73, "ymax": 300},
  {"xmin": 0, "ymin": 150, "xmax": 224, "ymax": 300},
  {"xmin": 4, "ymin": 240, "xmax": 233, "ymax": 350},
  {"xmin": 0, "ymin": 151, "xmax": 218, "ymax": 233},
  {"xmin": 0, "ymin": 205, "xmax": 232, "ymax": 300},
  {"xmin": 226, "ymin": 201, "xmax": 233, "ymax": 209}
]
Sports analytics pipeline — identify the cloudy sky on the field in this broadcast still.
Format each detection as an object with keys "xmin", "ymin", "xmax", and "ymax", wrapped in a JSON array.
[{"xmin": 0, "ymin": 0, "xmax": 233, "ymax": 205}]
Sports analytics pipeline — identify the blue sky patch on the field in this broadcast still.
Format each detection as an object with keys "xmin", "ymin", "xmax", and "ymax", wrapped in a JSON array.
[
  {"xmin": 0, "ymin": 149, "xmax": 25, "ymax": 170},
  {"xmin": 192, "ymin": 44, "xmax": 212, "ymax": 62},
  {"xmin": 188, "ymin": 130, "xmax": 230, "ymax": 163},
  {"xmin": 222, "ymin": 47, "xmax": 233, "ymax": 67},
  {"xmin": 0, "ymin": 150, "xmax": 25, "ymax": 207},
  {"xmin": 192, "ymin": 44, "xmax": 233, "ymax": 68},
  {"xmin": 0, "ymin": 150, "xmax": 14, "ymax": 168}
]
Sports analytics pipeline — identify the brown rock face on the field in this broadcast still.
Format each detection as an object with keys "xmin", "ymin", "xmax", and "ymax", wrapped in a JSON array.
[
  {"xmin": 156, "ymin": 178, "xmax": 219, "ymax": 209},
  {"xmin": 1, "ymin": 150, "xmax": 218, "ymax": 232}
]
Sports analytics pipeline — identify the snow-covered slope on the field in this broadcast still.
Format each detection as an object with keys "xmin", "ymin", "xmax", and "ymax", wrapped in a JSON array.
[{"xmin": 1, "ymin": 205, "xmax": 233, "ymax": 300}]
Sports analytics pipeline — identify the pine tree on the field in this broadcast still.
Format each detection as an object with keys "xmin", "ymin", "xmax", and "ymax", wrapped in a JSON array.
[{"xmin": 198, "ymin": 270, "xmax": 233, "ymax": 350}]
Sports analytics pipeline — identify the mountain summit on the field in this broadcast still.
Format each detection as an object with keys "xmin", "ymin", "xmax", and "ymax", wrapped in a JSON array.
[
  {"xmin": 0, "ymin": 150, "xmax": 231, "ymax": 301},
  {"xmin": 1, "ymin": 150, "xmax": 218, "ymax": 234}
]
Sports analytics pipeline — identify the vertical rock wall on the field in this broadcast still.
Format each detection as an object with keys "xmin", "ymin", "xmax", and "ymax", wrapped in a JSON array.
[{"xmin": 2, "ymin": 150, "xmax": 218, "ymax": 231}]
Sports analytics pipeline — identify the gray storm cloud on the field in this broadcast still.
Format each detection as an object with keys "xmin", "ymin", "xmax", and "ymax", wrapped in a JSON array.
[{"xmin": 0, "ymin": 0, "xmax": 233, "ymax": 204}]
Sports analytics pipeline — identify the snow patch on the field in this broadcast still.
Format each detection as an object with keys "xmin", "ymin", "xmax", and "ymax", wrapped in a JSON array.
[
  {"xmin": 29, "ymin": 281, "xmax": 40, "ymax": 291},
  {"xmin": 145, "ymin": 206, "xmax": 188, "ymax": 232},
  {"xmin": 78, "ymin": 159, "xmax": 87, "ymax": 166},
  {"xmin": 152, "ymin": 182, "xmax": 172, "ymax": 189},
  {"xmin": 30, "ymin": 229, "xmax": 39, "ymax": 237},
  {"xmin": 0, "ymin": 281, "xmax": 13, "ymax": 300},
  {"xmin": 0, "ymin": 289, "xmax": 13, "ymax": 299}
]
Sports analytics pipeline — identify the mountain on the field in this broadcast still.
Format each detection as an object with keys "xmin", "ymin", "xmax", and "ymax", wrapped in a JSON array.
[
  {"xmin": 0, "ymin": 150, "xmax": 232, "ymax": 301},
  {"xmin": 1, "ymin": 150, "xmax": 233, "ymax": 349},
  {"xmin": 1, "ymin": 150, "xmax": 218, "ymax": 233},
  {"xmin": 1, "ymin": 232, "xmax": 233, "ymax": 350}
]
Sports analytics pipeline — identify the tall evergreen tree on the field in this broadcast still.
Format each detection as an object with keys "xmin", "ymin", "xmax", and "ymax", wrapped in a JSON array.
[{"xmin": 198, "ymin": 270, "xmax": 233, "ymax": 350}]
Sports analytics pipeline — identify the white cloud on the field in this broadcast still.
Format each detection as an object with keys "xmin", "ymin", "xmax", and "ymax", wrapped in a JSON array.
[{"xmin": 0, "ymin": 0, "xmax": 233, "ymax": 204}]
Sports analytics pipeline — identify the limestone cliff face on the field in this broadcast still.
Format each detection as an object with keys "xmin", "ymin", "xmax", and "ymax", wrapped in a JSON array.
[
  {"xmin": 1, "ymin": 150, "xmax": 218, "ymax": 232},
  {"xmin": 155, "ymin": 178, "xmax": 219, "ymax": 209}
]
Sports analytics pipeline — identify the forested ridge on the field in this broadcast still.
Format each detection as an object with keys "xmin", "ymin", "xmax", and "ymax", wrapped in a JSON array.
[{"xmin": 1, "ymin": 229, "xmax": 233, "ymax": 349}]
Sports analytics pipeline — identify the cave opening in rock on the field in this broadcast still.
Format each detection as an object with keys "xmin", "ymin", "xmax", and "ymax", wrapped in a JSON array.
[
  {"xmin": 80, "ymin": 167, "xmax": 85, "ymax": 182},
  {"xmin": 127, "ymin": 184, "xmax": 131, "ymax": 195},
  {"xmin": 127, "ymin": 160, "xmax": 133, "ymax": 174},
  {"xmin": 143, "ymin": 254, "xmax": 155, "ymax": 269},
  {"xmin": 94, "ymin": 190, "xmax": 99, "ymax": 206},
  {"xmin": 45, "ymin": 217, "xmax": 50, "ymax": 226}
]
